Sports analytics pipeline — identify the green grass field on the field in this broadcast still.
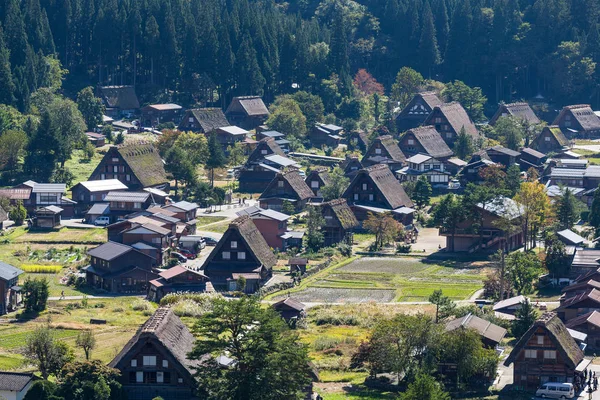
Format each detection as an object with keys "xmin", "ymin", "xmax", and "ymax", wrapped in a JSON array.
[
  {"xmin": 64, "ymin": 148, "xmax": 104, "ymax": 187},
  {"xmin": 571, "ymin": 148, "xmax": 600, "ymax": 165},
  {"xmin": 196, "ymin": 216, "xmax": 228, "ymax": 227}
]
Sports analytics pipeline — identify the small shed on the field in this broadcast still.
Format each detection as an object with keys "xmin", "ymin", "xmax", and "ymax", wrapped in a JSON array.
[
  {"xmin": 0, "ymin": 372, "xmax": 35, "ymax": 400},
  {"xmin": 85, "ymin": 203, "xmax": 110, "ymax": 224},
  {"xmin": 273, "ymin": 297, "xmax": 306, "ymax": 322},
  {"xmin": 289, "ymin": 258, "xmax": 308, "ymax": 274},
  {"xmin": 85, "ymin": 132, "xmax": 106, "ymax": 147},
  {"xmin": 34, "ymin": 206, "xmax": 63, "ymax": 228}
]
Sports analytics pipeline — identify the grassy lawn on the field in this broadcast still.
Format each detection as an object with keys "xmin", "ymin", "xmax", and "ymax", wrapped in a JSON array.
[
  {"xmin": 2, "ymin": 226, "xmax": 105, "ymax": 244},
  {"xmin": 64, "ymin": 148, "xmax": 105, "ymax": 187},
  {"xmin": 196, "ymin": 216, "xmax": 228, "ymax": 227},
  {"xmin": 571, "ymin": 148, "xmax": 600, "ymax": 164},
  {"xmin": 199, "ymin": 221, "xmax": 231, "ymax": 234}
]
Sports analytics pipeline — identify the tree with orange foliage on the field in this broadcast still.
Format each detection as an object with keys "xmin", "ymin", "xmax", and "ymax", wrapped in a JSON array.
[{"xmin": 353, "ymin": 69, "xmax": 384, "ymax": 96}]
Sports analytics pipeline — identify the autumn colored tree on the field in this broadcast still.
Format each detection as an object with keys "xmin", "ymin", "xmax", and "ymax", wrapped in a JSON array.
[
  {"xmin": 364, "ymin": 212, "xmax": 401, "ymax": 250},
  {"xmin": 514, "ymin": 182, "xmax": 553, "ymax": 250},
  {"xmin": 353, "ymin": 69, "xmax": 384, "ymax": 96}
]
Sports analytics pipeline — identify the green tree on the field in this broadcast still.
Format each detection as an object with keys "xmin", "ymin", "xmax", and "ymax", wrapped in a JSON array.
[
  {"xmin": 102, "ymin": 125, "xmax": 114, "ymax": 143},
  {"xmin": 511, "ymin": 299, "xmax": 538, "ymax": 339},
  {"xmin": 76, "ymin": 86, "xmax": 105, "ymax": 130},
  {"xmin": 22, "ymin": 380, "xmax": 57, "ymax": 400},
  {"xmin": 400, "ymin": 372, "xmax": 450, "ymax": 400},
  {"xmin": 0, "ymin": 27, "xmax": 15, "ymax": 106},
  {"xmin": 305, "ymin": 205, "xmax": 325, "ymax": 252},
  {"xmin": 23, "ymin": 111, "xmax": 58, "ymax": 181},
  {"xmin": 165, "ymin": 146, "xmax": 196, "ymax": 197},
  {"xmin": 505, "ymin": 165, "xmax": 521, "ymax": 197},
  {"xmin": 114, "ymin": 132, "xmax": 124, "ymax": 145},
  {"xmin": 22, "ymin": 277, "xmax": 49, "ymax": 312},
  {"xmin": 494, "ymin": 116, "xmax": 524, "ymax": 150},
  {"xmin": 545, "ymin": 235, "xmax": 571, "ymax": 278},
  {"xmin": 10, "ymin": 200, "xmax": 27, "ymax": 225},
  {"xmin": 56, "ymin": 361, "xmax": 124, "ymax": 400},
  {"xmin": 320, "ymin": 167, "xmax": 349, "ymax": 201},
  {"xmin": 25, "ymin": 324, "xmax": 74, "ymax": 379},
  {"xmin": 413, "ymin": 176, "xmax": 432, "ymax": 209},
  {"xmin": 418, "ymin": 1, "xmax": 441, "ymax": 77},
  {"xmin": 429, "ymin": 289, "xmax": 456, "ymax": 323},
  {"xmin": 443, "ymin": 80, "xmax": 487, "ymax": 122},
  {"xmin": 292, "ymin": 91, "xmax": 325, "ymax": 129},
  {"xmin": 266, "ymin": 99, "xmax": 307, "ymax": 140},
  {"xmin": 556, "ymin": 188, "xmax": 579, "ymax": 229},
  {"xmin": 590, "ymin": 185, "xmax": 600, "ymax": 235},
  {"xmin": 189, "ymin": 297, "xmax": 312, "ymax": 400},
  {"xmin": 282, "ymin": 200, "xmax": 295, "ymax": 216},
  {"xmin": 453, "ymin": 127, "xmax": 474, "ymax": 160},
  {"xmin": 227, "ymin": 141, "xmax": 246, "ymax": 168},
  {"xmin": 433, "ymin": 194, "xmax": 466, "ymax": 252},
  {"xmin": 75, "ymin": 330, "xmax": 96, "ymax": 361},
  {"xmin": 206, "ymin": 134, "xmax": 226, "ymax": 188},
  {"xmin": 236, "ymin": 276, "xmax": 246, "ymax": 292},
  {"xmin": 391, "ymin": 67, "xmax": 424, "ymax": 109},
  {"xmin": 506, "ymin": 251, "xmax": 542, "ymax": 295}
]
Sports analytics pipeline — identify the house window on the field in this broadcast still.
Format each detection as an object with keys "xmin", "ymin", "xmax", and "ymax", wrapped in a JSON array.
[
  {"xmin": 433, "ymin": 164, "xmax": 441, "ymax": 170},
  {"xmin": 278, "ymin": 180, "xmax": 284, "ymax": 188},
  {"xmin": 112, "ymin": 158, "xmax": 119, "ymax": 162},
  {"xmin": 231, "ymin": 241, "xmax": 237, "ymax": 249},
  {"xmin": 545, "ymin": 136, "xmax": 551, "ymax": 142},
  {"xmin": 40, "ymin": 194, "xmax": 58, "ymax": 203},
  {"xmin": 101, "ymin": 174, "xmax": 105, "ymax": 180},
  {"xmin": 537, "ymin": 335, "xmax": 544, "ymax": 344},
  {"xmin": 525, "ymin": 349, "xmax": 537, "ymax": 358},
  {"xmin": 145, "ymin": 372, "xmax": 157, "ymax": 383},
  {"xmin": 129, "ymin": 372, "xmax": 136, "ymax": 383},
  {"xmin": 223, "ymin": 251, "xmax": 231, "ymax": 260},
  {"xmin": 407, "ymin": 139, "xmax": 414, "ymax": 145},
  {"xmin": 189, "ymin": 117, "xmax": 194, "ymax": 123},
  {"xmin": 143, "ymin": 356, "xmax": 157, "ymax": 366},
  {"xmin": 126, "ymin": 174, "xmax": 131, "ymax": 181},
  {"xmin": 446, "ymin": 132, "xmax": 452, "ymax": 139},
  {"xmin": 435, "ymin": 117, "xmax": 442, "ymax": 123},
  {"xmin": 261, "ymin": 149, "xmax": 268, "ymax": 155},
  {"xmin": 178, "ymin": 378, "xmax": 183, "ymax": 383},
  {"xmin": 113, "ymin": 165, "xmax": 118, "ymax": 173},
  {"xmin": 362, "ymin": 183, "xmax": 367, "ymax": 190},
  {"xmin": 353, "ymin": 194, "xmax": 358, "ymax": 200},
  {"xmin": 136, "ymin": 371, "xmax": 143, "ymax": 383},
  {"xmin": 311, "ymin": 181, "xmax": 319, "ymax": 188},
  {"xmin": 157, "ymin": 372, "xmax": 164, "ymax": 383},
  {"xmin": 131, "ymin": 359, "xmax": 137, "ymax": 367},
  {"xmin": 88, "ymin": 194, "xmax": 94, "ymax": 201},
  {"xmin": 152, "ymin": 237, "xmax": 161, "ymax": 244},
  {"xmin": 544, "ymin": 350, "xmax": 556, "ymax": 359},
  {"xmin": 375, "ymin": 148, "xmax": 381, "ymax": 154},
  {"xmin": 369, "ymin": 194, "xmax": 374, "ymax": 201},
  {"xmin": 238, "ymin": 252, "xmax": 246, "ymax": 260},
  {"xmin": 134, "ymin": 202, "xmax": 142, "ymax": 209},
  {"xmin": 162, "ymin": 360, "xmax": 168, "ymax": 368}
]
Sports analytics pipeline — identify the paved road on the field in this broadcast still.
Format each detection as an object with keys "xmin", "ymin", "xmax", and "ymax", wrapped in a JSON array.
[{"xmin": 60, "ymin": 218, "xmax": 98, "ymax": 229}]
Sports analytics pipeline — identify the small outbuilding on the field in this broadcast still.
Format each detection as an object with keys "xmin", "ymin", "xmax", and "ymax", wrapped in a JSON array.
[
  {"xmin": 0, "ymin": 372, "xmax": 35, "ymax": 400},
  {"xmin": 33, "ymin": 206, "xmax": 63, "ymax": 228},
  {"xmin": 289, "ymin": 258, "xmax": 308, "ymax": 275},
  {"xmin": 273, "ymin": 297, "xmax": 306, "ymax": 322}
]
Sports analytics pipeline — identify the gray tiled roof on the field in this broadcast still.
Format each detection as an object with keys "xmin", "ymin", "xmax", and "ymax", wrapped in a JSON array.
[
  {"xmin": 0, "ymin": 261, "xmax": 23, "ymax": 282},
  {"xmin": 0, "ymin": 372, "xmax": 33, "ymax": 391},
  {"xmin": 87, "ymin": 241, "xmax": 134, "ymax": 261}
]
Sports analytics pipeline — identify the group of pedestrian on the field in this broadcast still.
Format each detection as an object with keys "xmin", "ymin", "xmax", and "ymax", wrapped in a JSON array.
[{"xmin": 581, "ymin": 369, "xmax": 598, "ymax": 392}]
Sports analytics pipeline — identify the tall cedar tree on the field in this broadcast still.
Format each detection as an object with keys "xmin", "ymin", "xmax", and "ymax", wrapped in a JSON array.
[
  {"xmin": 0, "ymin": 27, "xmax": 15, "ymax": 105},
  {"xmin": 557, "ymin": 188, "xmax": 578, "ymax": 230},
  {"xmin": 418, "ymin": 1, "xmax": 441, "ymax": 77},
  {"xmin": 590, "ymin": 185, "xmax": 600, "ymax": 235},
  {"xmin": 454, "ymin": 127, "xmax": 474, "ymax": 160},
  {"xmin": 305, "ymin": 205, "xmax": 325, "ymax": 252},
  {"xmin": 206, "ymin": 134, "xmax": 226, "ymax": 188}
]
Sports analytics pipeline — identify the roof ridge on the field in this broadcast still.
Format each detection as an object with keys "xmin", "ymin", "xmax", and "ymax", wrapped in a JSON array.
[{"xmin": 141, "ymin": 306, "xmax": 171, "ymax": 333}]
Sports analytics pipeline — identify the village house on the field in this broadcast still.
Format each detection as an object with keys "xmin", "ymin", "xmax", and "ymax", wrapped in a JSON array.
[
  {"xmin": 309, "ymin": 123, "xmax": 343, "ymax": 148},
  {"xmin": 256, "ymin": 130, "xmax": 284, "ymax": 141},
  {"xmin": 318, "ymin": 198, "xmax": 359, "ymax": 247},
  {"xmin": 445, "ymin": 313, "xmax": 507, "ymax": 348},
  {"xmin": 570, "ymin": 250, "xmax": 600, "ymax": 278},
  {"xmin": 141, "ymin": 104, "xmax": 183, "ymax": 127},
  {"xmin": 15, "ymin": 181, "xmax": 76, "ymax": 217},
  {"xmin": 225, "ymin": 96, "xmax": 269, "ymax": 130},
  {"xmin": 214, "ymin": 126, "xmax": 249, "ymax": 148},
  {"xmin": 84, "ymin": 241, "xmax": 158, "ymax": 293},
  {"xmin": 148, "ymin": 266, "xmax": 213, "ymax": 302},
  {"xmin": 289, "ymin": 258, "xmax": 308, "ymax": 275},
  {"xmin": 557, "ymin": 229, "xmax": 586, "ymax": 247},
  {"xmin": 462, "ymin": 146, "xmax": 520, "ymax": 183},
  {"xmin": 121, "ymin": 223, "xmax": 172, "ymax": 265},
  {"xmin": 395, "ymin": 92, "xmax": 443, "ymax": 132},
  {"xmin": 33, "ymin": 206, "xmax": 63, "ymax": 229},
  {"xmin": 398, "ymin": 125, "xmax": 453, "ymax": 161},
  {"xmin": 103, "ymin": 191, "xmax": 154, "ymax": 219},
  {"xmin": 556, "ymin": 289, "xmax": 600, "ymax": 322},
  {"xmin": 71, "ymin": 179, "xmax": 128, "ymax": 216},
  {"xmin": 445, "ymin": 158, "xmax": 467, "ymax": 176},
  {"xmin": 553, "ymin": 104, "xmax": 600, "ymax": 139},
  {"xmin": 566, "ymin": 311, "xmax": 600, "ymax": 350},
  {"xmin": 109, "ymin": 307, "xmax": 199, "ymax": 400},
  {"xmin": 342, "ymin": 164, "xmax": 415, "ymax": 225},
  {"xmin": 340, "ymin": 156, "xmax": 363, "ymax": 178},
  {"xmin": 85, "ymin": 132, "xmax": 106, "ymax": 147},
  {"xmin": 361, "ymin": 135, "xmax": 406, "ymax": 171},
  {"xmin": 162, "ymin": 201, "xmax": 199, "ymax": 223},
  {"xmin": 493, "ymin": 295, "xmax": 528, "ymax": 320},
  {"xmin": 98, "ymin": 85, "xmax": 140, "ymax": 118},
  {"xmin": 531, "ymin": 126, "xmax": 571, "ymax": 154},
  {"xmin": 89, "ymin": 143, "xmax": 169, "ymax": 190},
  {"xmin": 504, "ymin": 312, "xmax": 586, "ymax": 390},
  {"xmin": 258, "ymin": 170, "xmax": 313, "ymax": 213},
  {"xmin": 397, "ymin": 154, "xmax": 451, "ymax": 185},
  {"xmin": 0, "ymin": 372, "xmax": 35, "ymax": 400},
  {"xmin": 518, "ymin": 147, "xmax": 547, "ymax": 173},
  {"xmin": 0, "ymin": 188, "xmax": 31, "ymax": 208},
  {"xmin": 346, "ymin": 130, "xmax": 370, "ymax": 152},
  {"xmin": 305, "ymin": 167, "xmax": 331, "ymax": 198},
  {"xmin": 423, "ymin": 102, "xmax": 479, "ymax": 146},
  {"xmin": 0, "ymin": 262, "xmax": 23, "ymax": 316},
  {"xmin": 561, "ymin": 279, "xmax": 600, "ymax": 300},
  {"xmin": 489, "ymin": 102, "xmax": 540, "ymax": 126},
  {"xmin": 238, "ymin": 138, "xmax": 297, "ymax": 193},
  {"xmin": 177, "ymin": 108, "xmax": 229, "ymax": 133},
  {"xmin": 85, "ymin": 203, "xmax": 110, "ymax": 224},
  {"xmin": 202, "ymin": 215, "xmax": 277, "ymax": 293},
  {"xmin": 236, "ymin": 206, "xmax": 290, "ymax": 250},
  {"xmin": 273, "ymin": 297, "xmax": 306, "ymax": 323},
  {"xmin": 460, "ymin": 153, "xmax": 498, "ymax": 184},
  {"xmin": 440, "ymin": 196, "xmax": 524, "ymax": 253}
]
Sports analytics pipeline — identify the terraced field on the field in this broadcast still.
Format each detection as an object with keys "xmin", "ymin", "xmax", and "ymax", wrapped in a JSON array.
[{"xmin": 276, "ymin": 257, "xmax": 489, "ymax": 303}]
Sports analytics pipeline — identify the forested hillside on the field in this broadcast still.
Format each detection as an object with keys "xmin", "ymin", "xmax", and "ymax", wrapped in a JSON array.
[{"xmin": 0, "ymin": 0, "xmax": 599, "ymax": 113}]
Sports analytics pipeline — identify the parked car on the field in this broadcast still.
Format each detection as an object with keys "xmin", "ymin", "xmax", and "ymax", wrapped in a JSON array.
[
  {"xmin": 535, "ymin": 382, "xmax": 574, "ymax": 399},
  {"xmin": 170, "ymin": 252, "xmax": 188, "ymax": 263},
  {"xmin": 94, "ymin": 216, "xmax": 110, "ymax": 226},
  {"xmin": 178, "ymin": 249, "xmax": 197, "ymax": 260},
  {"xmin": 203, "ymin": 236, "xmax": 218, "ymax": 246}
]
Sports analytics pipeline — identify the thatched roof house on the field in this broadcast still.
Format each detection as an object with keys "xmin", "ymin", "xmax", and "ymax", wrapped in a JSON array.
[{"xmin": 489, "ymin": 102, "xmax": 540, "ymax": 125}]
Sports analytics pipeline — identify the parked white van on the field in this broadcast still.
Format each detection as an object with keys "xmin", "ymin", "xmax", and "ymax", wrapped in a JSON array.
[{"xmin": 535, "ymin": 382, "xmax": 575, "ymax": 399}]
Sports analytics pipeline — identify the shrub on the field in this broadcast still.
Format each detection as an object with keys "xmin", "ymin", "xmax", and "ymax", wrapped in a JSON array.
[
  {"xmin": 396, "ymin": 244, "xmax": 411, "ymax": 253},
  {"xmin": 313, "ymin": 336, "xmax": 342, "ymax": 351},
  {"xmin": 131, "ymin": 299, "xmax": 152, "ymax": 311},
  {"xmin": 20, "ymin": 265, "xmax": 63, "ymax": 274},
  {"xmin": 312, "ymin": 307, "xmax": 361, "ymax": 326},
  {"xmin": 112, "ymin": 307, "xmax": 124, "ymax": 312},
  {"xmin": 172, "ymin": 299, "xmax": 207, "ymax": 318}
]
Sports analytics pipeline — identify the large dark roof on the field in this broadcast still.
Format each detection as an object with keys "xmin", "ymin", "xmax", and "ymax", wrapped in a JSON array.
[
  {"xmin": 306, "ymin": 167, "xmax": 331, "ymax": 187},
  {"xmin": 99, "ymin": 85, "xmax": 140, "ymax": 110},
  {"xmin": 322, "ymin": 198, "xmax": 358, "ymax": 230},
  {"xmin": 553, "ymin": 105, "xmax": 600, "ymax": 132},
  {"xmin": 0, "ymin": 372, "xmax": 34, "ymax": 391},
  {"xmin": 417, "ymin": 92, "xmax": 443, "ymax": 109},
  {"xmin": 261, "ymin": 170, "xmax": 314, "ymax": 201},
  {"xmin": 363, "ymin": 135, "xmax": 406, "ymax": 164},
  {"xmin": 189, "ymin": 108, "xmax": 229, "ymax": 132},
  {"xmin": 345, "ymin": 164, "xmax": 413, "ymax": 209},
  {"xmin": 116, "ymin": 143, "xmax": 168, "ymax": 188},
  {"xmin": 491, "ymin": 102, "xmax": 540, "ymax": 125},
  {"xmin": 87, "ymin": 241, "xmax": 135, "ymax": 261},
  {"xmin": 0, "ymin": 261, "xmax": 23, "ymax": 282},
  {"xmin": 110, "ymin": 307, "xmax": 198, "ymax": 375},
  {"xmin": 404, "ymin": 126, "xmax": 453, "ymax": 158},
  {"xmin": 445, "ymin": 313, "xmax": 507, "ymax": 344},
  {"xmin": 273, "ymin": 297, "xmax": 306, "ymax": 312},
  {"xmin": 540, "ymin": 125, "xmax": 569, "ymax": 147},
  {"xmin": 504, "ymin": 312, "xmax": 584, "ymax": 368},
  {"xmin": 247, "ymin": 138, "xmax": 285, "ymax": 164},
  {"xmin": 226, "ymin": 96, "xmax": 269, "ymax": 116},
  {"xmin": 426, "ymin": 102, "xmax": 479, "ymax": 138}
]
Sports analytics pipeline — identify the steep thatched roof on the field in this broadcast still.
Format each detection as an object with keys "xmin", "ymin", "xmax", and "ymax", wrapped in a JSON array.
[
  {"xmin": 306, "ymin": 167, "xmax": 331, "ymax": 187},
  {"xmin": 504, "ymin": 312, "xmax": 584, "ymax": 368},
  {"xmin": 116, "ymin": 143, "xmax": 168, "ymax": 187},
  {"xmin": 553, "ymin": 105, "xmax": 600, "ymax": 132},
  {"xmin": 345, "ymin": 164, "xmax": 413, "ymax": 209},
  {"xmin": 322, "ymin": 198, "xmax": 358, "ymax": 229},
  {"xmin": 109, "ymin": 307, "xmax": 198, "ymax": 375},
  {"xmin": 225, "ymin": 215, "xmax": 277, "ymax": 268},
  {"xmin": 540, "ymin": 125, "xmax": 569, "ymax": 148},
  {"xmin": 490, "ymin": 102, "xmax": 540, "ymax": 125},
  {"xmin": 99, "ymin": 85, "xmax": 140, "ymax": 110},
  {"xmin": 247, "ymin": 138, "xmax": 285, "ymax": 164},
  {"xmin": 226, "ymin": 96, "xmax": 269, "ymax": 116},
  {"xmin": 426, "ymin": 102, "xmax": 479, "ymax": 138},
  {"xmin": 189, "ymin": 108, "xmax": 229, "ymax": 132},
  {"xmin": 261, "ymin": 170, "xmax": 314, "ymax": 201},
  {"xmin": 404, "ymin": 126, "xmax": 453, "ymax": 158},
  {"xmin": 363, "ymin": 135, "xmax": 406, "ymax": 164}
]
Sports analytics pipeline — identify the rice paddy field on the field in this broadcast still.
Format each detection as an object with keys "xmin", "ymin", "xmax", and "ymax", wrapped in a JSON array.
[{"xmin": 273, "ymin": 257, "xmax": 489, "ymax": 303}]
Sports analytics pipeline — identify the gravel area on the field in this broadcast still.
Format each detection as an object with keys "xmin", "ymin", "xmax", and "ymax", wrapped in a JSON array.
[{"xmin": 338, "ymin": 257, "xmax": 429, "ymax": 274}]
